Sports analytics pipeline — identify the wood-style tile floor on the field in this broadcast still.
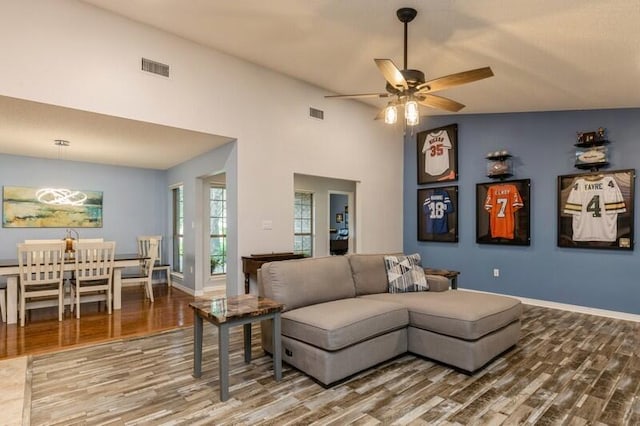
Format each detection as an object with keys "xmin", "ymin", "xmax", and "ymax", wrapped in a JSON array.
[{"xmin": 11, "ymin": 303, "xmax": 640, "ymax": 425}]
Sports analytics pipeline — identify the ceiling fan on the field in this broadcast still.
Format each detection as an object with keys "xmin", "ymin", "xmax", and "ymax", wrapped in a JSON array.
[{"xmin": 325, "ymin": 7, "xmax": 494, "ymax": 125}]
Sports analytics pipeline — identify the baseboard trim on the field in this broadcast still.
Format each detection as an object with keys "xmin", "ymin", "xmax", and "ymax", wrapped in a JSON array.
[
  {"xmin": 170, "ymin": 281, "xmax": 199, "ymax": 296},
  {"xmin": 460, "ymin": 288, "xmax": 640, "ymax": 323}
]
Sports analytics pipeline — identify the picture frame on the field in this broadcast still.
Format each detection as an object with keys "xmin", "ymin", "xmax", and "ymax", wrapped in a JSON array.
[
  {"xmin": 476, "ymin": 179, "xmax": 531, "ymax": 245},
  {"xmin": 417, "ymin": 186, "xmax": 458, "ymax": 242},
  {"xmin": 557, "ymin": 169, "xmax": 635, "ymax": 250},
  {"xmin": 417, "ymin": 123, "xmax": 458, "ymax": 184},
  {"xmin": 3, "ymin": 185, "xmax": 103, "ymax": 228}
]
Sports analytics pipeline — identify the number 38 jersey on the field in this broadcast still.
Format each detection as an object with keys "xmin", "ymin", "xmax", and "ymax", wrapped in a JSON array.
[
  {"xmin": 484, "ymin": 184, "xmax": 524, "ymax": 239},
  {"xmin": 563, "ymin": 176, "xmax": 626, "ymax": 242}
]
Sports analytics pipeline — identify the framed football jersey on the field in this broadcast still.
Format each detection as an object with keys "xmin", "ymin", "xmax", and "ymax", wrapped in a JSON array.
[
  {"xmin": 417, "ymin": 123, "xmax": 458, "ymax": 184},
  {"xmin": 417, "ymin": 186, "xmax": 458, "ymax": 242},
  {"xmin": 558, "ymin": 169, "xmax": 635, "ymax": 250},
  {"xmin": 476, "ymin": 179, "xmax": 531, "ymax": 246}
]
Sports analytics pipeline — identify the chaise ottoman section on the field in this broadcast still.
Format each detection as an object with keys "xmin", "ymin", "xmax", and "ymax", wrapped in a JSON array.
[
  {"xmin": 408, "ymin": 321, "xmax": 520, "ymax": 373},
  {"xmin": 361, "ymin": 291, "xmax": 521, "ymax": 372},
  {"xmin": 361, "ymin": 291, "xmax": 521, "ymax": 340}
]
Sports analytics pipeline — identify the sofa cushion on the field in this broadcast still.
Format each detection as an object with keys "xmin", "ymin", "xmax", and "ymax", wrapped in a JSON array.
[
  {"xmin": 261, "ymin": 256, "xmax": 356, "ymax": 312},
  {"xmin": 360, "ymin": 291, "xmax": 521, "ymax": 340},
  {"xmin": 384, "ymin": 253, "xmax": 428, "ymax": 293},
  {"xmin": 281, "ymin": 298, "xmax": 408, "ymax": 351},
  {"xmin": 348, "ymin": 253, "xmax": 396, "ymax": 295}
]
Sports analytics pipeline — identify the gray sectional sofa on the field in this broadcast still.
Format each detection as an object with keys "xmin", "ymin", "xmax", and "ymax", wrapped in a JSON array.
[{"xmin": 258, "ymin": 254, "xmax": 521, "ymax": 386}]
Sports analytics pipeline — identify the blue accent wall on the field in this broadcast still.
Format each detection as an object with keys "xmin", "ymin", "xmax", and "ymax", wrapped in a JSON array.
[
  {"xmin": 0, "ymin": 154, "xmax": 166, "ymax": 258},
  {"xmin": 404, "ymin": 108, "xmax": 640, "ymax": 315}
]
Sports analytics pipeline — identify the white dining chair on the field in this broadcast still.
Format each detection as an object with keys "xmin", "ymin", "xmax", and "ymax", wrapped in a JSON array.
[
  {"xmin": 123, "ymin": 239, "xmax": 158, "ymax": 302},
  {"xmin": 137, "ymin": 235, "xmax": 171, "ymax": 287},
  {"xmin": 17, "ymin": 241, "xmax": 66, "ymax": 327},
  {"xmin": 71, "ymin": 241, "xmax": 116, "ymax": 318}
]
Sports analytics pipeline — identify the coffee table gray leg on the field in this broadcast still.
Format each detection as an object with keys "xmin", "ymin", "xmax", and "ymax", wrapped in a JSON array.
[
  {"xmin": 273, "ymin": 312, "xmax": 282, "ymax": 381},
  {"xmin": 193, "ymin": 313, "xmax": 203, "ymax": 378},
  {"xmin": 243, "ymin": 323, "xmax": 252, "ymax": 364},
  {"xmin": 219, "ymin": 323, "xmax": 230, "ymax": 401}
]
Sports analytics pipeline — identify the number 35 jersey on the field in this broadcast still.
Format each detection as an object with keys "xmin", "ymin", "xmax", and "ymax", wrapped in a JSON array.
[
  {"xmin": 484, "ymin": 184, "xmax": 524, "ymax": 239},
  {"xmin": 563, "ymin": 176, "xmax": 626, "ymax": 242},
  {"xmin": 422, "ymin": 130, "xmax": 452, "ymax": 176}
]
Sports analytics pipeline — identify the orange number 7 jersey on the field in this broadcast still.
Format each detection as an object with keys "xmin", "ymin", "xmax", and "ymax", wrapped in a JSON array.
[{"xmin": 484, "ymin": 184, "xmax": 524, "ymax": 239}]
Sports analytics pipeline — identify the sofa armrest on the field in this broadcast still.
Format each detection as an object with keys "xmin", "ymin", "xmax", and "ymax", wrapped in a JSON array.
[{"xmin": 426, "ymin": 274, "xmax": 450, "ymax": 292}]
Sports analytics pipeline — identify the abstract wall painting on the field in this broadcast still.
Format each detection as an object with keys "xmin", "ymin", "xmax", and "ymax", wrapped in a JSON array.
[{"xmin": 2, "ymin": 185, "xmax": 103, "ymax": 228}]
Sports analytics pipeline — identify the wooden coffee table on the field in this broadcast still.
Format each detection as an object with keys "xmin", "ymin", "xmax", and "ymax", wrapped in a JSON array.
[{"xmin": 189, "ymin": 294, "xmax": 284, "ymax": 401}]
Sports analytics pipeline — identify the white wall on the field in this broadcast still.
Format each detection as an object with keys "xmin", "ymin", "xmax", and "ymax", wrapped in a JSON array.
[{"xmin": 0, "ymin": 0, "xmax": 403, "ymax": 295}]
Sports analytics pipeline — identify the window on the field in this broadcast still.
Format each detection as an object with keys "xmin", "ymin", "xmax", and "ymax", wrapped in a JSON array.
[
  {"xmin": 294, "ymin": 192, "xmax": 313, "ymax": 256},
  {"xmin": 172, "ymin": 186, "xmax": 184, "ymax": 273},
  {"xmin": 210, "ymin": 185, "xmax": 227, "ymax": 275}
]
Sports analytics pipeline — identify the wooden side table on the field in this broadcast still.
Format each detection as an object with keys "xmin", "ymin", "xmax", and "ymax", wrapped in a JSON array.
[
  {"xmin": 424, "ymin": 268, "xmax": 460, "ymax": 290},
  {"xmin": 189, "ymin": 294, "xmax": 284, "ymax": 401},
  {"xmin": 241, "ymin": 252, "xmax": 305, "ymax": 293}
]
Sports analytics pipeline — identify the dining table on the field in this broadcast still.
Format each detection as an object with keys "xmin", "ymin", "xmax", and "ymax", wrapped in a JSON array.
[{"xmin": 0, "ymin": 253, "xmax": 146, "ymax": 325}]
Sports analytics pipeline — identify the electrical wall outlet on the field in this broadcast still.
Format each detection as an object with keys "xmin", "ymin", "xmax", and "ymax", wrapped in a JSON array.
[{"xmin": 493, "ymin": 268, "xmax": 500, "ymax": 277}]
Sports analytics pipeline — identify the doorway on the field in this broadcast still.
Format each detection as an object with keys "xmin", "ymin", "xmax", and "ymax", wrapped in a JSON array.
[
  {"xmin": 329, "ymin": 191, "xmax": 353, "ymax": 255},
  {"xmin": 293, "ymin": 174, "xmax": 356, "ymax": 257}
]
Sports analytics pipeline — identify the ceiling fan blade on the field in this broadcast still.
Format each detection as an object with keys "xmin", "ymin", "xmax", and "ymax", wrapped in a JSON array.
[
  {"xmin": 325, "ymin": 92, "xmax": 389, "ymax": 99},
  {"xmin": 374, "ymin": 59, "xmax": 408, "ymax": 90},
  {"xmin": 416, "ymin": 67, "xmax": 494, "ymax": 93},
  {"xmin": 417, "ymin": 94, "xmax": 465, "ymax": 112}
]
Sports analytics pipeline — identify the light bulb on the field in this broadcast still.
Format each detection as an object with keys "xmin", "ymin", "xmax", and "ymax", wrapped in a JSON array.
[
  {"xmin": 384, "ymin": 105, "xmax": 398, "ymax": 124},
  {"xmin": 405, "ymin": 100, "xmax": 420, "ymax": 126}
]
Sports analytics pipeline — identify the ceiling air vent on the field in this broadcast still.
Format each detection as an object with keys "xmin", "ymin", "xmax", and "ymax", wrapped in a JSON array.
[
  {"xmin": 309, "ymin": 107, "xmax": 324, "ymax": 120},
  {"xmin": 141, "ymin": 58, "xmax": 170, "ymax": 78}
]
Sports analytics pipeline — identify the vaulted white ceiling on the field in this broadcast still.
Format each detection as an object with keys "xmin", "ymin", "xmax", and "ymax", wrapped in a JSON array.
[
  {"xmin": 3, "ymin": 1, "xmax": 639, "ymax": 169},
  {"xmin": 83, "ymin": 0, "xmax": 640, "ymax": 114}
]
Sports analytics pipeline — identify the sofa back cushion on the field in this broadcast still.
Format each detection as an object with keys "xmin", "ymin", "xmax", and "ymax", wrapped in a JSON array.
[
  {"xmin": 261, "ymin": 256, "xmax": 356, "ymax": 311},
  {"xmin": 348, "ymin": 254, "xmax": 397, "ymax": 296}
]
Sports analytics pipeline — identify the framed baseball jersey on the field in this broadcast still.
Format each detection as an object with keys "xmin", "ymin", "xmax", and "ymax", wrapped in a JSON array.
[
  {"xmin": 558, "ymin": 169, "xmax": 635, "ymax": 250},
  {"xmin": 476, "ymin": 179, "xmax": 531, "ymax": 245},
  {"xmin": 417, "ymin": 124, "xmax": 458, "ymax": 184},
  {"xmin": 418, "ymin": 186, "xmax": 458, "ymax": 242}
]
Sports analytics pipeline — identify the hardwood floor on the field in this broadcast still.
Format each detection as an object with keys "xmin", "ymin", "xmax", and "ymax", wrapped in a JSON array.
[{"xmin": 0, "ymin": 284, "xmax": 221, "ymax": 359}]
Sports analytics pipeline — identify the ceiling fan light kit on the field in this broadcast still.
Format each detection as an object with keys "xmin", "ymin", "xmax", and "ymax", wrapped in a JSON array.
[
  {"xmin": 326, "ymin": 7, "xmax": 494, "ymax": 127},
  {"xmin": 384, "ymin": 104, "xmax": 398, "ymax": 124}
]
